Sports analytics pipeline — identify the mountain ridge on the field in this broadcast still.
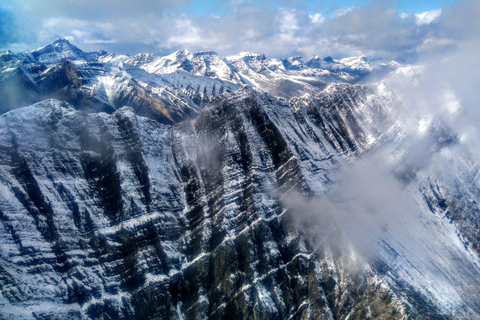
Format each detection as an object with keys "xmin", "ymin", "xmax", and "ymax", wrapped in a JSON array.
[{"xmin": 0, "ymin": 38, "xmax": 402, "ymax": 123}]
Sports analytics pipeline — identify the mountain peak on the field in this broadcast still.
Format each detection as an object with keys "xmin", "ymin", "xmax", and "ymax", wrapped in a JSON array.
[
  {"xmin": 52, "ymin": 37, "xmax": 71, "ymax": 45},
  {"xmin": 173, "ymin": 49, "xmax": 190, "ymax": 57},
  {"xmin": 226, "ymin": 52, "xmax": 266, "ymax": 61},
  {"xmin": 0, "ymin": 49, "xmax": 14, "ymax": 55},
  {"xmin": 33, "ymin": 37, "xmax": 82, "ymax": 53},
  {"xmin": 28, "ymin": 38, "xmax": 86, "ymax": 64}
]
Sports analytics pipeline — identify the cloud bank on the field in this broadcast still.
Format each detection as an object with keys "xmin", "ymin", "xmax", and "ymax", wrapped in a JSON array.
[{"xmin": 0, "ymin": 0, "xmax": 478, "ymax": 61}]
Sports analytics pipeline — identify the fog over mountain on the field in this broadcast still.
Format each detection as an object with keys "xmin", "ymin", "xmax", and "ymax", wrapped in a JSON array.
[{"xmin": 1, "ymin": 0, "xmax": 480, "ymax": 319}]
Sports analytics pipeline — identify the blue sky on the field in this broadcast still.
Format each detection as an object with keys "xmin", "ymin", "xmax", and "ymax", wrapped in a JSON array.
[
  {"xmin": 397, "ymin": 0, "xmax": 454, "ymax": 12},
  {"xmin": 0, "ymin": 0, "xmax": 476, "ymax": 61},
  {"xmin": 188, "ymin": 0, "xmax": 454, "ymax": 16}
]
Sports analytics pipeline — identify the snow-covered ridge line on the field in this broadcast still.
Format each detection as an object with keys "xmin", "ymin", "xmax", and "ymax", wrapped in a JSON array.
[
  {"xmin": 24, "ymin": 38, "xmax": 400, "ymax": 75},
  {"xmin": 0, "ymin": 38, "xmax": 404, "ymax": 126}
]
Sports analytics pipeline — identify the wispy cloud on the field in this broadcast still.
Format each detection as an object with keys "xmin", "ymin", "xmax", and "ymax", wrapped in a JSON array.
[{"xmin": 1, "ymin": 0, "xmax": 478, "ymax": 63}]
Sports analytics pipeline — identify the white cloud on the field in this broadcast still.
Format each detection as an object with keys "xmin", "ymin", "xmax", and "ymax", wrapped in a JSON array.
[
  {"xmin": 442, "ymin": 90, "xmax": 461, "ymax": 115},
  {"xmin": 309, "ymin": 13, "xmax": 325, "ymax": 24},
  {"xmin": 279, "ymin": 9, "xmax": 299, "ymax": 34},
  {"xmin": 335, "ymin": 6, "xmax": 355, "ymax": 17},
  {"xmin": 415, "ymin": 9, "xmax": 442, "ymax": 25},
  {"xmin": 1, "ymin": 0, "xmax": 479, "ymax": 63},
  {"xmin": 166, "ymin": 18, "xmax": 204, "ymax": 48}
]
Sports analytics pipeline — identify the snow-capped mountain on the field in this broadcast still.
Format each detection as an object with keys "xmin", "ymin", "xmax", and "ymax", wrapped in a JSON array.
[
  {"xmin": 1, "ymin": 40, "xmax": 479, "ymax": 319},
  {"xmin": 0, "ymin": 38, "xmax": 401, "ymax": 122}
]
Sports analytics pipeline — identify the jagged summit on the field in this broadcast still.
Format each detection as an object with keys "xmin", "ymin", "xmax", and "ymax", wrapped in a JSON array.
[
  {"xmin": 0, "ymin": 49, "xmax": 14, "ymax": 55},
  {"xmin": 227, "ymin": 51, "xmax": 267, "ymax": 60},
  {"xmin": 339, "ymin": 55, "xmax": 401, "ymax": 73},
  {"xmin": 51, "ymin": 37, "xmax": 72, "ymax": 44},
  {"xmin": 26, "ymin": 37, "xmax": 87, "ymax": 64}
]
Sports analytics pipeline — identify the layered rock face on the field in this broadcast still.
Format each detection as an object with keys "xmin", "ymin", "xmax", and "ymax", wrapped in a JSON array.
[{"xmin": 1, "ymin": 83, "xmax": 480, "ymax": 319}]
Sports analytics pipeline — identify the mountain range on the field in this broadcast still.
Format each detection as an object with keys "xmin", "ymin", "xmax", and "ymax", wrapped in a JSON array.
[
  {"xmin": 0, "ymin": 38, "xmax": 399, "ymax": 123},
  {"xmin": 0, "ymin": 39, "xmax": 479, "ymax": 319}
]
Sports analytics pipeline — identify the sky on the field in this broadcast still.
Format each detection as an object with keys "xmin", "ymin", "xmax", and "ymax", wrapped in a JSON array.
[{"xmin": 0, "ymin": 0, "xmax": 477, "ymax": 61}]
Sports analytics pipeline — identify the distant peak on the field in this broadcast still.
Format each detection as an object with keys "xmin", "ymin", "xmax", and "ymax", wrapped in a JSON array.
[
  {"xmin": 131, "ymin": 52, "xmax": 154, "ymax": 59},
  {"xmin": 48, "ymin": 38, "xmax": 85, "ymax": 53},
  {"xmin": 227, "ymin": 52, "xmax": 266, "ymax": 61},
  {"xmin": 360, "ymin": 55, "xmax": 376, "ymax": 60},
  {"xmin": 192, "ymin": 50, "xmax": 218, "ymax": 57},
  {"xmin": 31, "ymin": 37, "xmax": 82, "ymax": 53},
  {"xmin": 174, "ymin": 49, "xmax": 190, "ymax": 56},
  {"xmin": 356, "ymin": 55, "xmax": 380, "ymax": 62},
  {"xmin": 288, "ymin": 56, "xmax": 303, "ymax": 61},
  {"xmin": 53, "ymin": 37, "xmax": 71, "ymax": 44},
  {"xmin": 28, "ymin": 37, "xmax": 86, "ymax": 64}
]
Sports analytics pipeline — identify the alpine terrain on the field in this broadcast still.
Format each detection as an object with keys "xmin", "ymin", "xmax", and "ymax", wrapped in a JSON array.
[{"xmin": 1, "ymin": 39, "xmax": 479, "ymax": 319}]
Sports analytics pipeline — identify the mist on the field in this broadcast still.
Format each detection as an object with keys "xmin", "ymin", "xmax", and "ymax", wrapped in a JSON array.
[
  {"xmin": 281, "ymin": 0, "xmax": 480, "ymax": 275},
  {"xmin": 281, "ymin": 147, "xmax": 417, "ymax": 263}
]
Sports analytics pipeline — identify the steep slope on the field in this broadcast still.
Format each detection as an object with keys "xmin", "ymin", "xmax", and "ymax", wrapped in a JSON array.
[
  {"xmin": 1, "ymin": 81, "xmax": 480, "ymax": 319},
  {"xmin": 0, "ymin": 95, "xmax": 400, "ymax": 319}
]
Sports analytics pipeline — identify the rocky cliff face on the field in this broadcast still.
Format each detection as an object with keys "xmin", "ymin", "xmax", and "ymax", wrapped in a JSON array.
[
  {"xmin": 0, "ymin": 86, "xmax": 479, "ymax": 319},
  {"xmin": 1, "ymin": 41, "xmax": 480, "ymax": 320}
]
